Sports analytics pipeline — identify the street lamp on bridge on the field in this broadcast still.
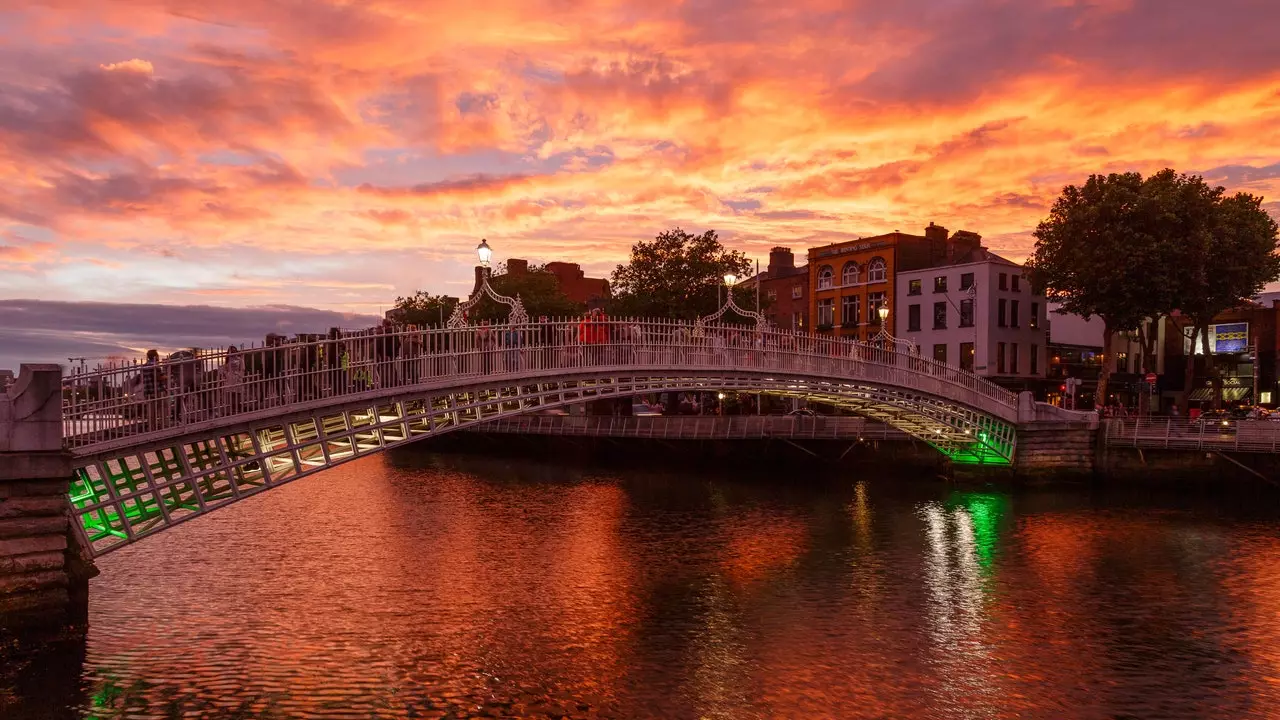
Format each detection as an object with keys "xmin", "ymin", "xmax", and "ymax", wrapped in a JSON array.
[
  {"xmin": 871, "ymin": 303, "xmax": 917, "ymax": 355},
  {"xmin": 447, "ymin": 238, "xmax": 527, "ymax": 328}
]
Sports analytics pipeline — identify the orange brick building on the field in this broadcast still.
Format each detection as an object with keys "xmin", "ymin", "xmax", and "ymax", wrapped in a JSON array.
[{"xmin": 807, "ymin": 224, "xmax": 951, "ymax": 341}]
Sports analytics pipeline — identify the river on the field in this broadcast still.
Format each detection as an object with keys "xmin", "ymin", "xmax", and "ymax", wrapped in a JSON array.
[{"xmin": 6, "ymin": 449, "xmax": 1280, "ymax": 718}]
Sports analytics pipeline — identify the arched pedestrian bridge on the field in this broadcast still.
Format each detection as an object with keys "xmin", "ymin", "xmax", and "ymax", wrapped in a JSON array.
[{"xmin": 53, "ymin": 319, "xmax": 1029, "ymax": 556}]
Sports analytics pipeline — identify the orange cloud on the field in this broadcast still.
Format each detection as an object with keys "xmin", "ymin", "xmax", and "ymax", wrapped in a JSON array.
[{"xmin": 0, "ymin": 0, "xmax": 1277, "ymax": 313}]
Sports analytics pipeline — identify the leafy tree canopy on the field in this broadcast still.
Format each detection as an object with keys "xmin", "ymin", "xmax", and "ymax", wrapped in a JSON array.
[
  {"xmin": 608, "ymin": 228, "xmax": 755, "ymax": 320},
  {"xmin": 1027, "ymin": 168, "xmax": 1280, "ymax": 402},
  {"xmin": 392, "ymin": 291, "xmax": 458, "ymax": 327}
]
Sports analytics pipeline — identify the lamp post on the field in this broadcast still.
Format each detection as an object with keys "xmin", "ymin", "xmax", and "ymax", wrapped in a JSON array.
[
  {"xmin": 448, "ymin": 238, "xmax": 528, "ymax": 328},
  {"xmin": 870, "ymin": 300, "xmax": 917, "ymax": 355}
]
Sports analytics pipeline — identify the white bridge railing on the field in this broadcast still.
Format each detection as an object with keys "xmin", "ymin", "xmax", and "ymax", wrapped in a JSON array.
[{"xmin": 60, "ymin": 318, "xmax": 1019, "ymax": 452}]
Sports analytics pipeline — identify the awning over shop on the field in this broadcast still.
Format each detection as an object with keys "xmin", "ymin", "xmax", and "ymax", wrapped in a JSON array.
[{"xmin": 1189, "ymin": 386, "xmax": 1252, "ymax": 402}]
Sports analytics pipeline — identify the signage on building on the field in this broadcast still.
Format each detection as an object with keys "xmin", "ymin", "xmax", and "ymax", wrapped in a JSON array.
[
  {"xmin": 1210, "ymin": 322, "xmax": 1249, "ymax": 354},
  {"xmin": 814, "ymin": 240, "xmax": 891, "ymax": 258}
]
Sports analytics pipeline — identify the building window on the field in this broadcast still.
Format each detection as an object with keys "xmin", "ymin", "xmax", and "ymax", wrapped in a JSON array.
[
  {"xmin": 766, "ymin": 289, "xmax": 777, "ymax": 301},
  {"xmin": 959, "ymin": 298, "xmax": 974, "ymax": 328},
  {"xmin": 997, "ymin": 342, "xmax": 1006, "ymax": 374},
  {"xmin": 1010, "ymin": 299, "xmax": 1020, "ymax": 328},
  {"xmin": 1012, "ymin": 274, "xmax": 1021, "ymax": 292},
  {"xmin": 867, "ymin": 257, "xmax": 887, "ymax": 283},
  {"xmin": 818, "ymin": 298, "xmax": 834, "ymax": 327},
  {"xmin": 841, "ymin": 295, "xmax": 860, "ymax": 327},
  {"xmin": 1030, "ymin": 301, "xmax": 1039, "ymax": 330},
  {"xmin": 1010, "ymin": 343, "xmax": 1020, "ymax": 375},
  {"xmin": 997, "ymin": 298, "xmax": 1007, "ymax": 327},
  {"xmin": 960, "ymin": 273, "xmax": 974, "ymax": 291},
  {"xmin": 934, "ymin": 276, "xmax": 948, "ymax": 293},
  {"xmin": 794, "ymin": 312, "xmax": 804, "ymax": 330},
  {"xmin": 999, "ymin": 273, "xmax": 1008, "ymax": 291},
  {"xmin": 908, "ymin": 304, "xmax": 921, "ymax": 332},
  {"xmin": 841, "ymin": 262, "xmax": 860, "ymax": 286},
  {"xmin": 792, "ymin": 285, "xmax": 803, "ymax": 299},
  {"xmin": 934, "ymin": 344, "xmax": 947, "ymax": 364},
  {"xmin": 933, "ymin": 302, "xmax": 947, "ymax": 330},
  {"xmin": 867, "ymin": 292, "xmax": 886, "ymax": 324},
  {"xmin": 1031, "ymin": 343, "xmax": 1039, "ymax": 375},
  {"xmin": 960, "ymin": 342, "xmax": 975, "ymax": 371},
  {"xmin": 817, "ymin": 266, "xmax": 833, "ymax": 290},
  {"xmin": 908, "ymin": 279, "xmax": 922, "ymax": 296}
]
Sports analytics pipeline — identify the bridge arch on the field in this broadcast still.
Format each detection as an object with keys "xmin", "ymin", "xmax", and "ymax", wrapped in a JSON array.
[{"xmin": 62, "ymin": 320, "xmax": 1020, "ymax": 555}]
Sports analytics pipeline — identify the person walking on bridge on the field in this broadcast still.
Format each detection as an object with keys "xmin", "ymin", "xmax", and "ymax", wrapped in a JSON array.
[
  {"xmin": 141, "ymin": 349, "xmax": 165, "ymax": 429},
  {"xmin": 219, "ymin": 346, "xmax": 244, "ymax": 417}
]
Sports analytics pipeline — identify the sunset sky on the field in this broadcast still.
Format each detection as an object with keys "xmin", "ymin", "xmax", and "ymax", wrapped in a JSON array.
[{"xmin": 1, "ymin": 0, "xmax": 1279, "ymax": 348}]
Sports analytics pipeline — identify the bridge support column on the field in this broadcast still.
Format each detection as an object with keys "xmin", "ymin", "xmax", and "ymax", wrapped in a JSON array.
[{"xmin": 0, "ymin": 364, "xmax": 97, "ymax": 640}]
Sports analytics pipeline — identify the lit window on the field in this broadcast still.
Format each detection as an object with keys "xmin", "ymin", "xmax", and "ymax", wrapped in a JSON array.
[{"xmin": 818, "ymin": 266, "xmax": 834, "ymax": 290}]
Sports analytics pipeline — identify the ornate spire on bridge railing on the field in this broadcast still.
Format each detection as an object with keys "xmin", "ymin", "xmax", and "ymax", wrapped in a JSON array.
[
  {"xmin": 697, "ymin": 272, "xmax": 770, "ymax": 335},
  {"xmin": 446, "ymin": 239, "xmax": 530, "ymax": 328}
]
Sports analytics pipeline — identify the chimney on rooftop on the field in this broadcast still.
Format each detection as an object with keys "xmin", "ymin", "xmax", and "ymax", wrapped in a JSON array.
[
  {"xmin": 767, "ymin": 247, "xmax": 794, "ymax": 276},
  {"xmin": 506, "ymin": 258, "xmax": 529, "ymax": 275},
  {"xmin": 925, "ymin": 222, "xmax": 949, "ymax": 265},
  {"xmin": 948, "ymin": 230, "xmax": 983, "ymax": 263}
]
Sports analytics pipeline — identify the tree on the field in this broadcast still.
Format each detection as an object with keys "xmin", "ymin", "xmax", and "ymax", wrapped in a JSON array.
[
  {"xmin": 1028, "ymin": 169, "xmax": 1280, "ymax": 411},
  {"xmin": 1168, "ymin": 185, "xmax": 1280, "ymax": 402},
  {"xmin": 1026, "ymin": 172, "xmax": 1178, "ymax": 407},
  {"xmin": 391, "ymin": 291, "xmax": 459, "ymax": 327},
  {"xmin": 609, "ymin": 228, "xmax": 755, "ymax": 320}
]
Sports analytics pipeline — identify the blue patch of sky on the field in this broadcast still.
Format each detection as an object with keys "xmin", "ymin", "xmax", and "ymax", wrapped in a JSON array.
[
  {"xmin": 333, "ymin": 148, "xmax": 532, "ymax": 188},
  {"xmin": 723, "ymin": 198, "xmax": 762, "ymax": 212},
  {"xmin": 197, "ymin": 150, "xmax": 268, "ymax": 167}
]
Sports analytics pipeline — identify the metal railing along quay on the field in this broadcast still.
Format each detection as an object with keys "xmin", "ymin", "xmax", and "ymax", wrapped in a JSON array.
[
  {"xmin": 1105, "ymin": 417, "xmax": 1280, "ymax": 453},
  {"xmin": 471, "ymin": 414, "xmax": 910, "ymax": 441}
]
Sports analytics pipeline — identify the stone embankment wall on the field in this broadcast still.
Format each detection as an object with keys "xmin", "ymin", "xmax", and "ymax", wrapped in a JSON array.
[
  {"xmin": 1013, "ymin": 422, "xmax": 1098, "ymax": 477},
  {"xmin": 0, "ymin": 365, "xmax": 95, "ymax": 637}
]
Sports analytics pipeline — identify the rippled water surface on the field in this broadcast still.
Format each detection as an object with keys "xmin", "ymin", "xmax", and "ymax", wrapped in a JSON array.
[{"xmin": 9, "ymin": 450, "xmax": 1280, "ymax": 718}]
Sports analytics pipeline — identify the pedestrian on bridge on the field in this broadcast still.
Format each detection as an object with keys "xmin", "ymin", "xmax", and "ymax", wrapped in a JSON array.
[{"xmin": 219, "ymin": 346, "xmax": 244, "ymax": 417}]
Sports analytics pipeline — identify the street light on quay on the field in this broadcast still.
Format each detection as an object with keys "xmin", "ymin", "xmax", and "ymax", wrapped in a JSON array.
[
  {"xmin": 723, "ymin": 272, "xmax": 738, "ymax": 287},
  {"xmin": 878, "ymin": 304, "xmax": 890, "ymax": 323},
  {"xmin": 476, "ymin": 238, "xmax": 493, "ymax": 268}
]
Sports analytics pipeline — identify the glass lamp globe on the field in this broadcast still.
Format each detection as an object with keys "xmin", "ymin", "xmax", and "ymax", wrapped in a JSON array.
[
  {"xmin": 877, "ymin": 305, "xmax": 890, "ymax": 322},
  {"xmin": 476, "ymin": 239, "xmax": 493, "ymax": 268},
  {"xmin": 723, "ymin": 273, "xmax": 738, "ymax": 287}
]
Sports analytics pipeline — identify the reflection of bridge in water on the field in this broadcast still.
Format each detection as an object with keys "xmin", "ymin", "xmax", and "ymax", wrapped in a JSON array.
[{"xmin": 50, "ymin": 318, "xmax": 1036, "ymax": 555}]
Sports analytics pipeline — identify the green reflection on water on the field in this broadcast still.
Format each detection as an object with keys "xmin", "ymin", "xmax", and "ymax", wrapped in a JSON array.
[{"xmin": 945, "ymin": 491, "xmax": 1010, "ymax": 569}]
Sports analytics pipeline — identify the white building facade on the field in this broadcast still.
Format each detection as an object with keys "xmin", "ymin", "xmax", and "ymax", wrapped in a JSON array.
[{"xmin": 894, "ymin": 251, "xmax": 1048, "ymax": 383}]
